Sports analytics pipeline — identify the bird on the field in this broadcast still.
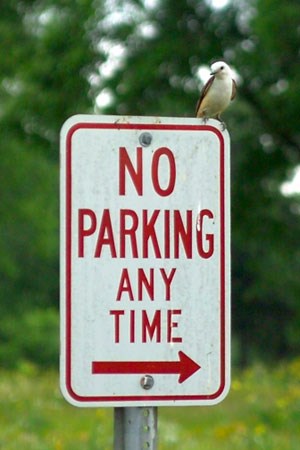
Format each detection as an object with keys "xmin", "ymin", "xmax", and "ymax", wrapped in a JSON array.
[{"xmin": 196, "ymin": 61, "xmax": 236, "ymax": 129}]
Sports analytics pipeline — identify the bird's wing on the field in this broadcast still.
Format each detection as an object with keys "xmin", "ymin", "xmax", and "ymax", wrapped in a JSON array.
[
  {"xmin": 195, "ymin": 75, "xmax": 215, "ymax": 115},
  {"xmin": 231, "ymin": 79, "xmax": 237, "ymax": 100}
]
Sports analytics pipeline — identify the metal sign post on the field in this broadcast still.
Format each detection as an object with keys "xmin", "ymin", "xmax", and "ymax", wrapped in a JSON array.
[{"xmin": 114, "ymin": 407, "xmax": 157, "ymax": 449}]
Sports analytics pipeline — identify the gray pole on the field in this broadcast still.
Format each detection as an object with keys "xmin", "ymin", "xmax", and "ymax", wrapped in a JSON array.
[{"xmin": 114, "ymin": 407, "xmax": 158, "ymax": 449}]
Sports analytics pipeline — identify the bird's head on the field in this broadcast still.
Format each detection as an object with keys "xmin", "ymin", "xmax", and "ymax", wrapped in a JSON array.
[{"xmin": 210, "ymin": 61, "xmax": 231, "ymax": 78}]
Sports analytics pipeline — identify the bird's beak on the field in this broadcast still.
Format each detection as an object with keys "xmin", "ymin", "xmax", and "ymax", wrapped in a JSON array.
[{"xmin": 210, "ymin": 69, "xmax": 218, "ymax": 75}]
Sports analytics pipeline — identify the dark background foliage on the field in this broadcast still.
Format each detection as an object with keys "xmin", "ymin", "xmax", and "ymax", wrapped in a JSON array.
[{"xmin": 1, "ymin": 0, "xmax": 300, "ymax": 367}]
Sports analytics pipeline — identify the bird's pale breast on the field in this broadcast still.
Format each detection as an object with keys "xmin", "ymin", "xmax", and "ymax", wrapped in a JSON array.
[{"xmin": 200, "ymin": 77, "xmax": 232, "ymax": 117}]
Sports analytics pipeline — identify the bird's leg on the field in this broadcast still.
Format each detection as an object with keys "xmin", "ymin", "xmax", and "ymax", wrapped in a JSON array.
[
  {"xmin": 216, "ymin": 114, "xmax": 226, "ymax": 131},
  {"xmin": 201, "ymin": 113, "xmax": 209, "ymax": 124}
]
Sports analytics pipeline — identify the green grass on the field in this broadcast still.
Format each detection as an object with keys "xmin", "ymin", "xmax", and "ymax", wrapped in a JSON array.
[{"xmin": 0, "ymin": 359, "xmax": 300, "ymax": 449}]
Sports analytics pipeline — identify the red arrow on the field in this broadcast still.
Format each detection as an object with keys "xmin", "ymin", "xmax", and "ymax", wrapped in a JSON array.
[{"xmin": 92, "ymin": 351, "xmax": 200, "ymax": 384}]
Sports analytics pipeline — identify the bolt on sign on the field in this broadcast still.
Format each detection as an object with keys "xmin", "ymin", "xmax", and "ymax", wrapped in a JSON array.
[{"xmin": 60, "ymin": 115, "xmax": 231, "ymax": 407}]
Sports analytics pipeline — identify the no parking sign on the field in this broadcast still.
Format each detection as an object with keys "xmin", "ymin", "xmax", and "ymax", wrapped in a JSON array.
[{"xmin": 60, "ymin": 115, "xmax": 231, "ymax": 407}]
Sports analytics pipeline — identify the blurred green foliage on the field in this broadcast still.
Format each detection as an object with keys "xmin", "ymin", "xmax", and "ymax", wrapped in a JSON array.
[
  {"xmin": 0, "ymin": 359, "xmax": 300, "ymax": 448},
  {"xmin": 1, "ymin": 0, "xmax": 300, "ymax": 367}
]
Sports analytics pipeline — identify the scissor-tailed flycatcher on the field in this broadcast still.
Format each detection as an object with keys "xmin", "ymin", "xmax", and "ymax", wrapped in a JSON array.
[{"xmin": 196, "ymin": 61, "xmax": 236, "ymax": 128}]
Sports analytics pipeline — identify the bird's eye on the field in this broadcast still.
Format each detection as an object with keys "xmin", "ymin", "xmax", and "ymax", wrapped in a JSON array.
[{"xmin": 220, "ymin": 66, "xmax": 224, "ymax": 70}]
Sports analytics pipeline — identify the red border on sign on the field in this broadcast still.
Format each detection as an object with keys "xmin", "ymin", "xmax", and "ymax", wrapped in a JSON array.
[{"xmin": 64, "ymin": 121, "xmax": 228, "ymax": 404}]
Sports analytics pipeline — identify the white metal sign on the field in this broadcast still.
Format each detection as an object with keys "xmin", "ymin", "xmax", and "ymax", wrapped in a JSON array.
[{"xmin": 60, "ymin": 115, "xmax": 230, "ymax": 407}]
